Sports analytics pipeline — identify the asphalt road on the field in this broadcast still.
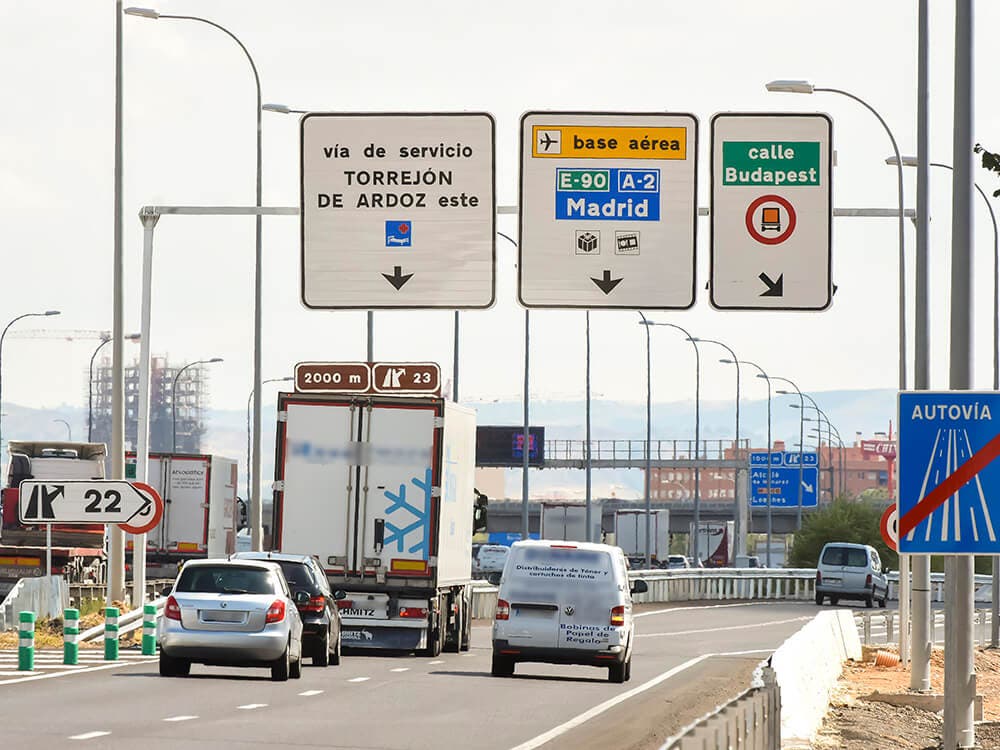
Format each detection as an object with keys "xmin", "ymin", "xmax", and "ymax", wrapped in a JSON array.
[{"xmin": 0, "ymin": 602, "xmax": 821, "ymax": 750}]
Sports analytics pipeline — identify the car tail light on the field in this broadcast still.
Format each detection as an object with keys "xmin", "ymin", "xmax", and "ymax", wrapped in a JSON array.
[
  {"xmin": 399, "ymin": 606, "xmax": 428, "ymax": 619},
  {"xmin": 297, "ymin": 595, "xmax": 325, "ymax": 614},
  {"xmin": 495, "ymin": 598, "xmax": 510, "ymax": 621},
  {"xmin": 550, "ymin": 544, "xmax": 577, "ymax": 549},
  {"xmin": 335, "ymin": 599, "xmax": 354, "ymax": 610},
  {"xmin": 610, "ymin": 605, "xmax": 626, "ymax": 626},
  {"xmin": 164, "ymin": 595, "xmax": 181, "ymax": 621},
  {"xmin": 816, "ymin": 570, "xmax": 822, "ymax": 585},
  {"xmin": 865, "ymin": 574, "xmax": 873, "ymax": 587},
  {"xmin": 265, "ymin": 599, "xmax": 286, "ymax": 624}
]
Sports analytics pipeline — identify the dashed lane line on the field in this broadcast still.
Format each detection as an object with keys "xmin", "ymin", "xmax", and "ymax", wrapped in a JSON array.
[
  {"xmin": 69, "ymin": 731, "xmax": 111, "ymax": 740},
  {"xmin": 163, "ymin": 716, "xmax": 199, "ymax": 722},
  {"xmin": 299, "ymin": 690, "xmax": 324, "ymax": 696},
  {"xmin": 348, "ymin": 677, "xmax": 370, "ymax": 683},
  {"xmin": 390, "ymin": 667, "xmax": 410, "ymax": 672},
  {"xmin": 237, "ymin": 704, "xmax": 268, "ymax": 710},
  {"xmin": 428, "ymin": 660, "xmax": 445, "ymax": 665}
]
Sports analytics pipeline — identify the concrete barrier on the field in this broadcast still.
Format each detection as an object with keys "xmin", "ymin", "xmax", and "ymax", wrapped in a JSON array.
[
  {"xmin": 0, "ymin": 576, "xmax": 68, "ymax": 630},
  {"xmin": 770, "ymin": 609, "xmax": 861, "ymax": 748}
]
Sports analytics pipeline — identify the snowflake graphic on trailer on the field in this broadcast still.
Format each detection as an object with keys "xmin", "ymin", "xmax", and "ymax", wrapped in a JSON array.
[
  {"xmin": 383, "ymin": 468, "xmax": 432, "ymax": 555},
  {"xmin": 385, "ymin": 221, "xmax": 412, "ymax": 247}
]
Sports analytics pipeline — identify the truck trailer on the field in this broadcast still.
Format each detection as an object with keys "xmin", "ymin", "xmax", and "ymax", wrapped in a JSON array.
[
  {"xmin": 613, "ymin": 509, "xmax": 670, "ymax": 564},
  {"xmin": 539, "ymin": 501, "xmax": 603, "ymax": 544},
  {"xmin": 691, "ymin": 521, "xmax": 735, "ymax": 567},
  {"xmin": 271, "ymin": 392, "xmax": 479, "ymax": 654}
]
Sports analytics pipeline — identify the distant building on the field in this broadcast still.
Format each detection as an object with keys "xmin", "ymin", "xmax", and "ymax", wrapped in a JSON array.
[{"xmin": 88, "ymin": 356, "xmax": 212, "ymax": 453}]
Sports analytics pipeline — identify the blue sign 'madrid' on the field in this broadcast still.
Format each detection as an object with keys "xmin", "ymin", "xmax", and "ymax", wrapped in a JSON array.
[
  {"xmin": 898, "ymin": 391, "xmax": 1000, "ymax": 555},
  {"xmin": 555, "ymin": 168, "xmax": 661, "ymax": 221},
  {"xmin": 749, "ymin": 451, "xmax": 819, "ymax": 508}
]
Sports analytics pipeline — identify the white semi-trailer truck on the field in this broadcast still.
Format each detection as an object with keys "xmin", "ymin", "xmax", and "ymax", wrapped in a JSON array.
[
  {"xmin": 271, "ymin": 391, "xmax": 479, "ymax": 654},
  {"xmin": 613, "ymin": 509, "xmax": 670, "ymax": 564}
]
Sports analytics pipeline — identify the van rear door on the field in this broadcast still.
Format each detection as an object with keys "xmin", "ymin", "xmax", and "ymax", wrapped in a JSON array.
[{"xmin": 554, "ymin": 548, "xmax": 619, "ymax": 650}]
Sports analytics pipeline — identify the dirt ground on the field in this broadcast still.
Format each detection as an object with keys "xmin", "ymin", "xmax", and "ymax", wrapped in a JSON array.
[
  {"xmin": 0, "ymin": 601, "xmax": 138, "ymax": 649},
  {"xmin": 812, "ymin": 646, "xmax": 1000, "ymax": 749}
]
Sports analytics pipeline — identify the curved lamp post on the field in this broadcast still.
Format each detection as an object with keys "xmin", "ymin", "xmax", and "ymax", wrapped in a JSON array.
[
  {"xmin": 773, "ymin": 377, "xmax": 806, "ymax": 530},
  {"xmin": 172, "ymin": 358, "xmax": 223, "ymax": 453},
  {"xmin": 0, "ymin": 310, "xmax": 60, "ymax": 461},
  {"xmin": 88, "ymin": 333, "xmax": 140, "ymax": 442},
  {"xmin": 246, "ymin": 376, "xmax": 293, "ymax": 510}
]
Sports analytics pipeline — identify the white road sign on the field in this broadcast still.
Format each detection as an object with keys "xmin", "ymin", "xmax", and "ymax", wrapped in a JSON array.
[
  {"xmin": 18, "ymin": 480, "xmax": 164, "ymax": 533},
  {"xmin": 518, "ymin": 111, "xmax": 698, "ymax": 309},
  {"xmin": 710, "ymin": 113, "xmax": 832, "ymax": 310},
  {"xmin": 300, "ymin": 113, "xmax": 496, "ymax": 309}
]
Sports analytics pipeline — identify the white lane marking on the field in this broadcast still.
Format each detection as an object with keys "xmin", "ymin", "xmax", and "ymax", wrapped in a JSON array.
[
  {"xmin": 428, "ymin": 660, "xmax": 445, "ymax": 665},
  {"xmin": 348, "ymin": 677, "xmax": 370, "ymax": 683},
  {"xmin": 637, "ymin": 615, "xmax": 812, "ymax": 639},
  {"xmin": 69, "ymin": 731, "xmax": 111, "ymax": 740},
  {"xmin": 390, "ymin": 667, "xmax": 409, "ymax": 672},
  {"xmin": 634, "ymin": 602, "xmax": 760, "ymax": 619},
  {"xmin": 0, "ymin": 657, "xmax": 153, "ymax": 687},
  {"xmin": 163, "ymin": 715, "xmax": 198, "ymax": 722},
  {"xmin": 237, "ymin": 703, "xmax": 268, "ymax": 710},
  {"xmin": 299, "ymin": 690, "xmax": 324, "ymax": 696},
  {"xmin": 0, "ymin": 671, "xmax": 40, "ymax": 676},
  {"xmin": 509, "ymin": 649, "xmax": 775, "ymax": 750}
]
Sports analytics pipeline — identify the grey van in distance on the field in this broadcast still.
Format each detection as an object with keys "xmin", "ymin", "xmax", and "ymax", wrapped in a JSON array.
[{"xmin": 815, "ymin": 542, "xmax": 889, "ymax": 608}]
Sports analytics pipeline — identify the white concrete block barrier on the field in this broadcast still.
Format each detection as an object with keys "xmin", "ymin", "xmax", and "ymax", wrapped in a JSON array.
[{"xmin": 769, "ymin": 609, "xmax": 861, "ymax": 747}]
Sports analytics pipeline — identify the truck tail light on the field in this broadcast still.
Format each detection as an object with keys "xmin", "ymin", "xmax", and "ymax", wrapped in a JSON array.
[
  {"xmin": 335, "ymin": 599, "xmax": 354, "ymax": 610},
  {"xmin": 399, "ymin": 606, "xmax": 428, "ymax": 619},
  {"xmin": 265, "ymin": 599, "xmax": 286, "ymax": 624},
  {"xmin": 550, "ymin": 544, "xmax": 577, "ymax": 549},
  {"xmin": 164, "ymin": 595, "xmax": 181, "ymax": 621},
  {"xmin": 865, "ymin": 574, "xmax": 873, "ymax": 588},
  {"xmin": 610, "ymin": 606, "xmax": 626, "ymax": 626},
  {"xmin": 297, "ymin": 595, "xmax": 325, "ymax": 614},
  {"xmin": 495, "ymin": 598, "xmax": 510, "ymax": 621}
]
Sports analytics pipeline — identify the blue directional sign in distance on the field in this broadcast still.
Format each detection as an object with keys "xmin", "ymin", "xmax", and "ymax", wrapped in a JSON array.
[
  {"xmin": 898, "ymin": 391, "xmax": 1000, "ymax": 554},
  {"xmin": 749, "ymin": 451, "xmax": 819, "ymax": 508},
  {"xmin": 555, "ymin": 168, "xmax": 661, "ymax": 221}
]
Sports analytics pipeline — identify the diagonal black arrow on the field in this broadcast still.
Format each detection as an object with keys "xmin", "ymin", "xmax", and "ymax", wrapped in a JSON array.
[
  {"xmin": 382, "ymin": 265, "xmax": 413, "ymax": 290},
  {"xmin": 591, "ymin": 270, "xmax": 623, "ymax": 295},
  {"xmin": 759, "ymin": 272, "xmax": 784, "ymax": 297}
]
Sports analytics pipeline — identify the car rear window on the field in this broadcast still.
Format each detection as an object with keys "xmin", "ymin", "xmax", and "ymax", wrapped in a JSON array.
[
  {"xmin": 276, "ymin": 561, "xmax": 318, "ymax": 592},
  {"xmin": 507, "ymin": 546, "xmax": 614, "ymax": 586},
  {"xmin": 821, "ymin": 547, "xmax": 869, "ymax": 567},
  {"xmin": 177, "ymin": 566, "xmax": 276, "ymax": 595}
]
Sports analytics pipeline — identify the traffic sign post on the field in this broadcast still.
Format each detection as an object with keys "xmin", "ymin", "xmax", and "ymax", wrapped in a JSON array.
[
  {"xmin": 881, "ymin": 503, "xmax": 899, "ymax": 552},
  {"xmin": 294, "ymin": 361, "xmax": 442, "ymax": 397},
  {"xmin": 749, "ymin": 451, "xmax": 819, "ymax": 508},
  {"xmin": 518, "ymin": 111, "xmax": 698, "ymax": 309},
  {"xmin": 300, "ymin": 113, "xmax": 496, "ymax": 309},
  {"xmin": 710, "ymin": 113, "xmax": 833, "ymax": 310},
  {"xmin": 18, "ymin": 480, "xmax": 164, "ymax": 535},
  {"xmin": 898, "ymin": 391, "xmax": 1000, "ymax": 554}
]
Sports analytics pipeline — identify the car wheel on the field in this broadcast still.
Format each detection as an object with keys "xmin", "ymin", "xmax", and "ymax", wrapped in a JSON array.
[
  {"xmin": 815, "ymin": 592, "xmax": 824, "ymax": 606},
  {"xmin": 623, "ymin": 657, "xmax": 632, "ymax": 682},
  {"xmin": 314, "ymin": 628, "xmax": 330, "ymax": 667},
  {"xmin": 460, "ymin": 604, "xmax": 472, "ymax": 652},
  {"xmin": 445, "ymin": 601, "xmax": 461, "ymax": 653},
  {"xmin": 159, "ymin": 652, "xmax": 189, "ymax": 677},
  {"xmin": 865, "ymin": 589, "xmax": 875, "ymax": 609},
  {"xmin": 609, "ymin": 661, "xmax": 627, "ymax": 684},
  {"xmin": 271, "ymin": 643, "xmax": 290, "ymax": 682},
  {"xmin": 330, "ymin": 630, "xmax": 342, "ymax": 666},
  {"xmin": 491, "ymin": 654, "xmax": 514, "ymax": 677},
  {"xmin": 290, "ymin": 646, "xmax": 303, "ymax": 679},
  {"xmin": 830, "ymin": 597, "xmax": 839, "ymax": 606},
  {"xmin": 423, "ymin": 627, "xmax": 442, "ymax": 658},
  {"xmin": 878, "ymin": 595, "xmax": 888, "ymax": 608}
]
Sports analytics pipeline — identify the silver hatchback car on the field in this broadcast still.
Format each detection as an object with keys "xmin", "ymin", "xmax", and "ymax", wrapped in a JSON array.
[{"xmin": 159, "ymin": 558, "xmax": 304, "ymax": 681}]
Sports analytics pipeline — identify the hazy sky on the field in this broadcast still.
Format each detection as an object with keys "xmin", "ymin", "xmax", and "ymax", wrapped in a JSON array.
[{"xmin": 2, "ymin": 1, "xmax": 999, "ymax": 424}]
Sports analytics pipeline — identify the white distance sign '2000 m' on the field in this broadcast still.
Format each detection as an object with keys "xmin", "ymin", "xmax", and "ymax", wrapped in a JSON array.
[{"xmin": 300, "ymin": 113, "xmax": 496, "ymax": 309}]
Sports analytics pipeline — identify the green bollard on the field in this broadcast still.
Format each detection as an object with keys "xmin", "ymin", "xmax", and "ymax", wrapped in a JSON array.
[
  {"xmin": 142, "ymin": 603, "xmax": 156, "ymax": 655},
  {"xmin": 104, "ymin": 606, "xmax": 119, "ymax": 661},
  {"xmin": 18, "ymin": 611, "xmax": 35, "ymax": 671},
  {"xmin": 64, "ymin": 608, "xmax": 80, "ymax": 665}
]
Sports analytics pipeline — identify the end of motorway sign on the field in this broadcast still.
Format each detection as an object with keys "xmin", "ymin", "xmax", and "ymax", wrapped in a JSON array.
[{"xmin": 710, "ymin": 113, "xmax": 832, "ymax": 310}]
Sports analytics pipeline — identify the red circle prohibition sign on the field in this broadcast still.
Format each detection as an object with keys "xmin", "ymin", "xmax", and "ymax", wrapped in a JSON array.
[
  {"xmin": 880, "ymin": 503, "xmax": 899, "ymax": 552},
  {"xmin": 745, "ymin": 194, "xmax": 797, "ymax": 245}
]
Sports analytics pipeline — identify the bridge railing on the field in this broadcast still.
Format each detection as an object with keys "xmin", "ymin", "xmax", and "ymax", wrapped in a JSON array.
[{"xmin": 543, "ymin": 439, "xmax": 749, "ymax": 463}]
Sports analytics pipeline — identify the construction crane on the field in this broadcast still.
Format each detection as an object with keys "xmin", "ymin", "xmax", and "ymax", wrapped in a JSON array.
[{"xmin": 6, "ymin": 329, "xmax": 111, "ymax": 341}]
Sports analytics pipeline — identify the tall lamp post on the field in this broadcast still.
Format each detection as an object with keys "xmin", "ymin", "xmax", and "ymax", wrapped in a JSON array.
[
  {"xmin": 88, "ymin": 333, "xmax": 140, "ymax": 442},
  {"xmin": 773, "ymin": 378, "xmax": 806, "ymax": 529},
  {"xmin": 247, "ymin": 376, "xmax": 293, "ymax": 515},
  {"xmin": 695, "ymin": 339, "xmax": 745, "ymax": 556},
  {"xmin": 172, "ymin": 358, "xmax": 223, "ymax": 453},
  {"xmin": 734, "ymin": 360, "xmax": 773, "ymax": 567},
  {"xmin": 53, "ymin": 419, "xmax": 72, "ymax": 441},
  {"xmin": 0, "ymin": 310, "xmax": 60, "ymax": 462},
  {"xmin": 636, "ymin": 312, "xmax": 653, "ymax": 569},
  {"xmin": 126, "ymin": 6, "xmax": 265, "ymax": 553},
  {"xmin": 641, "ymin": 321, "xmax": 701, "ymax": 560}
]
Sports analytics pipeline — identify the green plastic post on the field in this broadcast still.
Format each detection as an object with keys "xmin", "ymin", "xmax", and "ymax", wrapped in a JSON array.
[
  {"xmin": 63, "ymin": 608, "xmax": 80, "ymax": 665},
  {"xmin": 104, "ymin": 606, "xmax": 119, "ymax": 661},
  {"xmin": 18, "ymin": 611, "xmax": 35, "ymax": 671},
  {"xmin": 142, "ymin": 603, "xmax": 156, "ymax": 655}
]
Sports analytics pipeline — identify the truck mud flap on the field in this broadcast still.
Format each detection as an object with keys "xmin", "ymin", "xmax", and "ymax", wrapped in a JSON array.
[{"xmin": 340, "ymin": 626, "xmax": 424, "ymax": 651}]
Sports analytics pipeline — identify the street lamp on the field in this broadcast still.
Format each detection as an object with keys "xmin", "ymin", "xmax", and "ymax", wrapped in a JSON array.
[
  {"xmin": 263, "ymin": 102, "xmax": 377, "ymax": 366},
  {"xmin": 247, "ymin": 376, "xmax": 293, "ymax": 510},
  {"xmin": 53, "ymin": 419, "xmax": 72, "ymax": 441},
  {"xmin": 88, "ymin": 333, "xmax": 140, "ymax": 442},
  {"xmin": 0, "ymin": 310, "xmax": 60, "ymax": 461},
  {"xmin": 125, "ymin": 7, "xmax": 266, "ymax": 553},
  {"xmin": 767, "ymin": 80, "xmax": 907, "ymax": 394},
  {"xmin": 773, "ymin": 378, "xmax": 806, "ymax": 530},
  {"xmin": 889, "ymin": 155, "xmax": 1000, "ymax": 391},
  {"xmin": 694, "ymin": 339, "xmax": 745, "ymax": 556},
  {"xmin": 640, "ymin": 320, "xmax": 701, "ymax": 560},
  {"xmin": 172, "ymin": 358, "xmax": 223, "ymax": 453},
  {"xmin": 636, "ymin": 312, "xmax": 653, "ymax": 569}
]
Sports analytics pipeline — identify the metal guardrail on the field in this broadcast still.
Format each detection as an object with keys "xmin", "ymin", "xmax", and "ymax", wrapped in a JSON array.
[
  {"xmin": 79, "ymin": 597, "xmax": 165, "ymax": 643},
  {"xmin": 68, "ymin": 579, "xmax": 174, "ymax": 608},
  {"xmin": 855, "ymin": 609, "xmax": 996, "ymax": 648},
  {"xmin": 543, "ymin": 439, "xmax": 749, "ymax": 463},
  {"xmin": 660, "ymin": 665, "xmax": 780, "ymax": 750}
]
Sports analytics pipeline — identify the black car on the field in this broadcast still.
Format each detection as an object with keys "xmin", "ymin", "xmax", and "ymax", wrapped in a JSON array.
[{"xmin": 233, "ymin": 552, "xmax": 344, "ymax": 666}]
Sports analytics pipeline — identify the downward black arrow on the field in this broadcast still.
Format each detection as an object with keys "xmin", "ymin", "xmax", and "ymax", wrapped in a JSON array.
[
  {"xmin": 591, "ymin": 270, "xmax": 623, "ymax": 295},
  {"xmin": 758, "ymin": 272, "xmax": 784, "ymax": 297},
  {"xmin": 382, "ymin": 265, "xmax": 413, "ymax": 290}
]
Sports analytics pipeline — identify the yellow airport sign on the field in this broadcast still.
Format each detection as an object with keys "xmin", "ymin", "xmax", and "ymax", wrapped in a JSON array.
[{"xmin": 532, "ymin": 125, "xmax": 687, "ymax": 159}]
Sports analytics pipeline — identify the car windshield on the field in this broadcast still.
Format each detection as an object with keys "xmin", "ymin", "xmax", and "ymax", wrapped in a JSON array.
[
  {"xmin": 821, "ymin": 547, "xmax": 869, "ymax": 567},
  {"xmin": 177, "ymin": 565, "xmax": 276, "ymax": 595}
]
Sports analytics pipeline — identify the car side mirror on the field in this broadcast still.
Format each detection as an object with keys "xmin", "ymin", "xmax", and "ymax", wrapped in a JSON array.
[
  {"xmin": 294, "ymin": 590, "xmax": 311, "ymax": 604},
  {"xmin": 630, "ymin": 580, "xmax": 648, "ymax": 595},
  {"xmin": 333, "ymin": 590, "xmax": 347, "ymax": 601}
]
